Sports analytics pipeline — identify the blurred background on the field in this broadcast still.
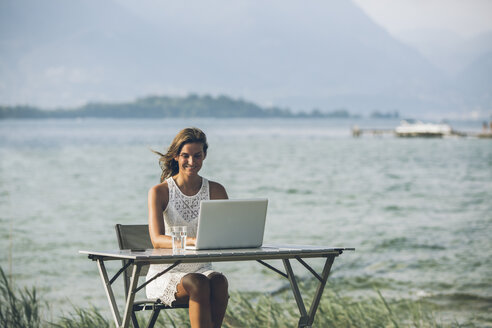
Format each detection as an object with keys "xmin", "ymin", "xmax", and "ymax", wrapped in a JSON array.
[
  {"xmin": 1, "ymin": 0, "xmax": 491, "ymax": 119},
  {"xmin": 1, "ymin": 1, "xmax": 491, "ymax": 326}
]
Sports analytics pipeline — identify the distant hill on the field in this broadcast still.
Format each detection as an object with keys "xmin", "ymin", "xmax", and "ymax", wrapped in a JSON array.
[{"xmin": 0, "ymin": 94, "xmax": 355, "ymax": 119}]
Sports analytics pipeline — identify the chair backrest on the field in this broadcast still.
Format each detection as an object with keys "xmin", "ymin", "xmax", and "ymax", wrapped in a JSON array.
[
  {"xmin": 115, "ymin": 224, "xmax": 153, "ymax": 296},
  {"xmin": 116, "ymin": 224, "xmax": 153, "ymax": 250}
]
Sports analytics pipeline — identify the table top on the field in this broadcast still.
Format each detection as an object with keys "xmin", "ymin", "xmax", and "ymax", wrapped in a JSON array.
[{"xmin": 80, "ymin": 244, "xmax": 355, "ymax": 263}]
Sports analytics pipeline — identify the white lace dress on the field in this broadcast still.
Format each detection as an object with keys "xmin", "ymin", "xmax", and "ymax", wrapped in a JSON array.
[{"xmin": 146, "ymin": 176, "xmax": 215, "ymax": 306}]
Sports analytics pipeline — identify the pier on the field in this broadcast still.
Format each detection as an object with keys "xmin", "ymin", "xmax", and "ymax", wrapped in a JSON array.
[
  {"xmin": 351, "ymin": 126, "xmax": 394, "ymax": 137},
  {"xmin": 351, "ymin": 125, "xmax": 492, "ymax": 138}
]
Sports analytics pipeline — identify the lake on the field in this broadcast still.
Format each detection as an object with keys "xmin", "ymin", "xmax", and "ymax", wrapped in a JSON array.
[{"xmin": 0, "ymin": 118, "xmax": 490, "ymax": 325}]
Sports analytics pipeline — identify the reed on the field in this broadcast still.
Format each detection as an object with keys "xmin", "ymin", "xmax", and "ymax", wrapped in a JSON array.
[
  {"xmin": 0, "ymin": 267, "xmax": 43, "ymax": 328},
  {"xmin": 157, "ymin": 288, "xmax": 449, "ymax": 328},
  {"xmin": 52, "ymin": 307, "xmax": 111, "ymax": 328},
  {"xmin": 0, "ymin": 266, "xmax": 476, "ymax": 327}
]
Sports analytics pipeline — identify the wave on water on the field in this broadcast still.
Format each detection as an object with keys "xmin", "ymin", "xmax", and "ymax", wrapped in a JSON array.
[
  {"xmin": 376, "ymin": 237, "xmax": 447, "ymax": 250},
  {"xmin": 0, "ymin": 118, "xmax": 490, "ymax": 325}
]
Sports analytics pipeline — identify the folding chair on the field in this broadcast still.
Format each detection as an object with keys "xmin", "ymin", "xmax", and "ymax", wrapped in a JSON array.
[{"xmin": 115, "ymin": 224, "xmax": 189, "ymax": 328}]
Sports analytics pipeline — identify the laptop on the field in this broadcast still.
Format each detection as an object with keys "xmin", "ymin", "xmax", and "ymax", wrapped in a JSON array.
[{"xmin": 186, "ymin": 198, "xmax": 268, "ymax": 250}]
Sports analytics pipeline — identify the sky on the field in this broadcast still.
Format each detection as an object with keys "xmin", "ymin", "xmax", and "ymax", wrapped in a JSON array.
[
  {"xmin": 114, "ymin": 0, "xmax": 492, "ymax": 39},
  {"xmin": 352, "ymin": 0, "xmax": 492, "ymax": 38},
  {"xmin": 2, "ymin": 0, "xmax": 491, "ymax": 118}
]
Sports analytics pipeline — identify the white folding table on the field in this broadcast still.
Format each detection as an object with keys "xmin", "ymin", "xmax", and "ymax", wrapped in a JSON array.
[{"xmin": 80, "ymin": 244, "xmax": 354, "ymax": 328}]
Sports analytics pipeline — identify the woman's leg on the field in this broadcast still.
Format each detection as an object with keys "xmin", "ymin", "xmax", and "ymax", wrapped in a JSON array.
[
  {"xmin": 208, "ymin": 273, "xmax": 229, "ymax": 328},
  {"xmin": 175, "ymin": 273, "xmax": 213, "ymax": 328}
]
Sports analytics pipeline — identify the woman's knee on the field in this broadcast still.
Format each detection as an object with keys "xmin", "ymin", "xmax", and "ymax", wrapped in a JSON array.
[
  {"xmin": 209, "ymin": 273, "xmax": 229, "ymax": 299},
  {"xmin": 182, "ymin": 273, "xmax": 211, "ymax": 299}
]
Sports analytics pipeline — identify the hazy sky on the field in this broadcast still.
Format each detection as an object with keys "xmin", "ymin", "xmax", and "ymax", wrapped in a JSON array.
[
  {"xmin": 2, "ymin": 0, "xmax": 491, "ymax": 117},
  {"xmin": 114, "ymin": 0, "xmax": 492, "ymax": 38},
  {"xmin": 352, "ymin": 0, "xmax": 492, "ymax": 38}
]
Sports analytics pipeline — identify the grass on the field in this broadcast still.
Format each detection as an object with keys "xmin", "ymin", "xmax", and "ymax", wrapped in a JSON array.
[
  {"xmin": 158, "ymin": 288, "xmax": 447, "ymax": 328},
  {"xmin": 0, "ymin": 266, "xmax": 480, "ymax": 328},
  {"xmin": 0, "ymin": 266, "xmax": 43, "ymax": 328},
  {"xmin": 52, "ymin": 307, "xmax": 112, "ymax": 328}
]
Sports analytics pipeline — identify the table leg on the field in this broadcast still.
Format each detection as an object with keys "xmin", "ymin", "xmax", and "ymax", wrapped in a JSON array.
[
  {"xmin": 307, "ymin": 255, "xmax": 335, "ymax": 327},
  {"xmin": 94, "ymin": 259, "xmax": 181, "ymax": 328},
  {"xmin": 283, "ymin": 259, "xmax": 308, "ymax": 326},
  {"xmin": 283, "ymin": 255, "xmax": 336, "ymax": 328},
  {"xmin": 97, "ymin": 259, "xmax": 122, "ymax": 327},
  {"xmin": 121, "ymin": 263, "xmax": 142, "ymax": 328}
]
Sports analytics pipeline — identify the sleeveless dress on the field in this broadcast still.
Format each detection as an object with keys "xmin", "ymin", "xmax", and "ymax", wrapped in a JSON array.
[{"xmin": 145, "ymin": 176, "xmax": 215, "ymax": 306}]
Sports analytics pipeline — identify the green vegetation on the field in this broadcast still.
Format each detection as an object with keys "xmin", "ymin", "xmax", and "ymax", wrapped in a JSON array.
[
  {"xmin": 1, "ymin": 266, "xmax": 477, "ymax": 327},
  {"xmin": 0, "ymin": 267, "xmax": 42, "ymax": 328},
  {"xmin": 0, "ymin": 94, "xmax": 355, "ymax": 119},
  {"xmin": 162, "ymin": 287, "xmax": 453, "ymax": 328},
  {"xmin": 52, "ymin": 307, "xmax": 111, "ymax": 328}
]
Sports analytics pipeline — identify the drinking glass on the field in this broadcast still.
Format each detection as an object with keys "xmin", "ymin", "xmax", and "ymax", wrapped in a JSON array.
[{"xmin": 171, "ymin": 226, "xmax": 187, "ymax": 254}]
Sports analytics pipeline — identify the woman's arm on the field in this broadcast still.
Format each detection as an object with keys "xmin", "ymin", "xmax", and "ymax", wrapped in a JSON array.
[
  {"xmin": 148, "ymin": 183, "xmax": 173, "ymax": 248},
  {"xmin": 209, "ymin": 181, "xmax": 229, "ymax": 200}
]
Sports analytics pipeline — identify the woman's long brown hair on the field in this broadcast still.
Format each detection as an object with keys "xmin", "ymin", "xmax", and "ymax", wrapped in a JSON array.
[{"xmin": 151, "ymin": 127, "xmax": 208, "ymax": 182}]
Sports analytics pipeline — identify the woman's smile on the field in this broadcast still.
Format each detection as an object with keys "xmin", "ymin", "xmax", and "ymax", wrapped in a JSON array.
[{"xmin": 175, "ymin": 142, "xmax": 205, "ymax": 175}]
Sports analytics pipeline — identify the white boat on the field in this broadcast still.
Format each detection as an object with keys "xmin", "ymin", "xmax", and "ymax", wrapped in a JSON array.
[{"xmin": 395, "ymin": 120, "xmax": 452, "ymax": 137}]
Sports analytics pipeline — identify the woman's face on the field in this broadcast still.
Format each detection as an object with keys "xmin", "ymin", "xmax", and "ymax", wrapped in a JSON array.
[{"xmin": 175, "ymin": 142, "xmax": 205, "ymax": 177}]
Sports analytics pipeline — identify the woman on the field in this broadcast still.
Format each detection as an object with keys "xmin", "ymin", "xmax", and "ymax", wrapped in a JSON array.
[{"xmin": 146, "ymin": 127, "xmax": 229, "ymax": 328}]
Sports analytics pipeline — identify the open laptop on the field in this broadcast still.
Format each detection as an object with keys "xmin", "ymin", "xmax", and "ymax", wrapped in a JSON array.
[{"xmin": 186, "ymin": 198, "xmax": 268, "ymax": 250}]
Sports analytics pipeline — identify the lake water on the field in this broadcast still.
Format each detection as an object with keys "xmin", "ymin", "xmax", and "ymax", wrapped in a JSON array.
[{"xmin": 0, "ymin": 118, "xmax": 490, "ymax": 325}]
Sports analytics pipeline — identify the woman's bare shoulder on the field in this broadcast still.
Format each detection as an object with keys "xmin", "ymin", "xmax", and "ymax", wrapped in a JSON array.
[
  {"xmin": 148, "ymin": 181, "xmax": 169, "ymax": 199},
  {"xmin": 208, "ymin": 180, "xmax": 228, "ymax": 200}
]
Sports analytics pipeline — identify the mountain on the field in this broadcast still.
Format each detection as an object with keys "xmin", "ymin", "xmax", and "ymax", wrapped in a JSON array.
[
  {"xmin": 0, "ymin": 0, "xmax": 159, "ymax": 106},
  {"xmin": 456, "ymin": 52, "xmax": 492, "ymax": 115},
  {"xmin": 396, "ymin": 28, "xmax": 492, "ymax": 76},
  {"xmin": 0, "ymin": 0, "xmax": 489, "ymax": 119}
]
